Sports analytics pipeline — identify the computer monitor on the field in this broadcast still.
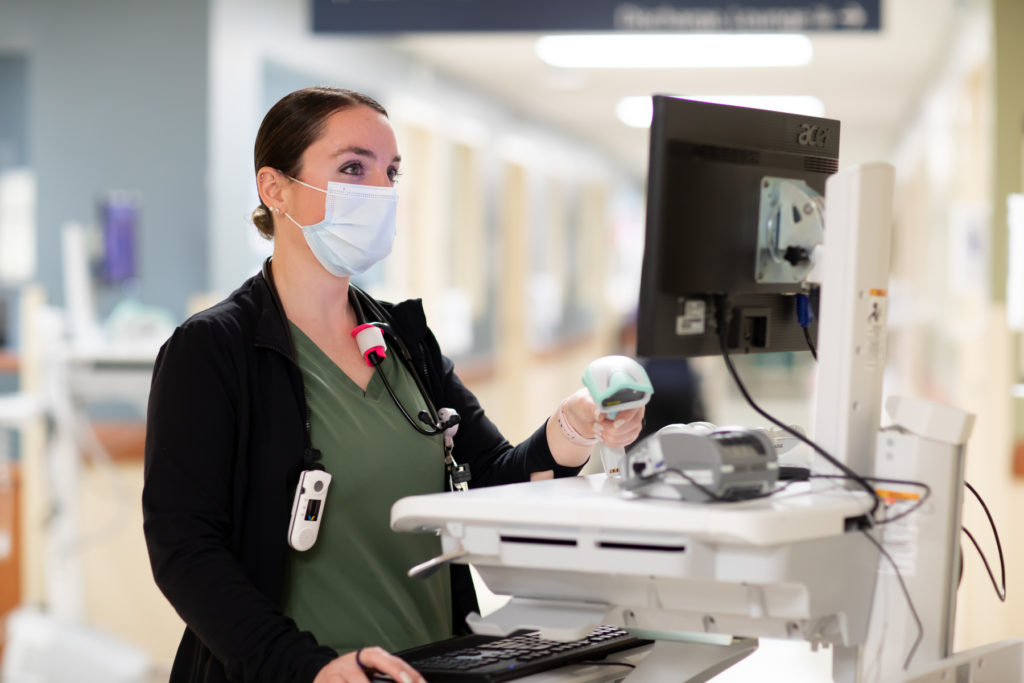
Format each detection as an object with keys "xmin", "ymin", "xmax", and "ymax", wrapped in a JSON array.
[{"xmin": 636, "ymin": 96, "xmax": 840, "ymax": 358}]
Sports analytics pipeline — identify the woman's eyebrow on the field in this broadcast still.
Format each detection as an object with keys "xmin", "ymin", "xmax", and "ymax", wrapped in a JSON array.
[
  {"xmin": 331, "ymin": 145, "xmax": 374, "ymax": 158},
  {"xmin": 331, "ymin": 146, "xmax": 402, "ymax": 164}
]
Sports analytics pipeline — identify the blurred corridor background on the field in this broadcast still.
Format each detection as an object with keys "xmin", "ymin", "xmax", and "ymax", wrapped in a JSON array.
[{"xmin": 0, "ymin": 0, "xmax": 1023, "ymax": 680}]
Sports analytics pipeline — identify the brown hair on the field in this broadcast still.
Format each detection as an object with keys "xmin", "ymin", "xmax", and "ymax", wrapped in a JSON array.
[{"xmin": 251, "ymin": 86, "xmax": 388, "ymax": 239}]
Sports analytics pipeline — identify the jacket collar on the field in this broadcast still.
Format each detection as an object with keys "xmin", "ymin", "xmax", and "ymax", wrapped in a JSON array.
[
  {"xmin": 253, "ymin": 259, "xmax": 295, "ymax": 358},
  {"xmin": 249, "ymin": 256, "xmax": 429, "ymax": 359}
]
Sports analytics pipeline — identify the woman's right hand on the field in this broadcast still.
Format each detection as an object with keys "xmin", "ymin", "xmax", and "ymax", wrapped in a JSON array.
[{"xmin": 313, "ymin": 646, "xmax": 426, "ymax": 683}]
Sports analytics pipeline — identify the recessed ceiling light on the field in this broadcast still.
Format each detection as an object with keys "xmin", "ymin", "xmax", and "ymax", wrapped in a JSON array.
[
  {"xmin": 616, "ymin": 95, "xmax": 826, "ymax": 128},
  {"xmin": 617, "ymin": 97, "xmax": 658, "ymax": 129},
  {"xmin": 536, "ymin": 34, "xmax": 813, "ymax": 69}
]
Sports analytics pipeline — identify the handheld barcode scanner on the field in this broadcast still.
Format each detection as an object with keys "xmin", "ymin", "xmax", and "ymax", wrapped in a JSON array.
[{"xmin": 582, "ymin": 355, "xmax": 654, "ymax": 475}]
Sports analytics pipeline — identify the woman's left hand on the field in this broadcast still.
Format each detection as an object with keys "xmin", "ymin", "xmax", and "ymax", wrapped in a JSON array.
[
  {"xmin": 541, "ymin": 387, "xmax": 646, "ymax": 474},
  {"xmin": 562, "ymin": 387, "xmax": 645, "ymax": 448}
]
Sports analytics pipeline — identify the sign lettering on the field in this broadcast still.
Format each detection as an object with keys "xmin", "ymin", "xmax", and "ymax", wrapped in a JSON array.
[{"xmin": 313, "ymin": 1, "xmax": 881, "ymax": 34}]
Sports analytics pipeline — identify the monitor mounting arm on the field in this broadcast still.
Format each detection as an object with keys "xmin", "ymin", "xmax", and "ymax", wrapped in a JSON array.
[{"xmin": 755, "ymin": 177, "xmax": 825, "ymax": 286}]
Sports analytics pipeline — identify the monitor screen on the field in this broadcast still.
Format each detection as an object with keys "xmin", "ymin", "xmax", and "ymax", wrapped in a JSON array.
[{"xmin": 636, "ymin": 96, "xmax": 840, "ymax": 358}]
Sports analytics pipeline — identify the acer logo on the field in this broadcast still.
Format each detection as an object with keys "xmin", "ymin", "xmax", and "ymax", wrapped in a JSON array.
[{"xmin": 797, "ymin": 123, "xmax": 831, "ymax": 147}]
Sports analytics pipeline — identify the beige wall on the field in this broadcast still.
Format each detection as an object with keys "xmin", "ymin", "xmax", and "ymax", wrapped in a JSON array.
[
  {"xmin": 981, "ymin": 0, "xmax": 1024, "ymax": 646},
  {"xmin": 885, "ymin": 0, "xmax": 1024, "ymax": 650},
  {"xmin": 80, "ymin": 463, "xmax": 182, "ymax": 677}
]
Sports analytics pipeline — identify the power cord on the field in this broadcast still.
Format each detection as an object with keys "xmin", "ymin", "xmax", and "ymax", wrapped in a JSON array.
[
  {"xmin": 810, "ymin": 474, "xmax": 931, "ymax": 526},
  {"xmin": 631, "ymin": 467, "xmax": 802, "ymax": 503},
  {"xmin": 811, "ymin": 475, "xmax": 1004, "ymax": 600},
  {"xmin": 714, "ymin": 294, "xmax": 928, "ymax": 669},
  {"xmin": 711, "ymin": 294, "xmax": 1008, "ymax": 670},
  {"xmin": 632, "ymin": 466, "xmax": 721, "ymax": 501},
  {"xmin": 861, "ymin": 531, "xmax": 923, "ymax": 671},
  {"xmin": 712, "ymin": 295, "xmax": 882, "ymax": 517},
  {"xmin": 802, "ymin": 327, "xmax": 817, "ymax": 361},
  {"xmin": 963, "ymin": 481, "xmax": 1006, "ymax": 602}
]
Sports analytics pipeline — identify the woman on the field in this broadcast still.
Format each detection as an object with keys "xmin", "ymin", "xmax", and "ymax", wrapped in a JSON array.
[{"xmin": 142, "ymin": 86, "xmax": 644, "ymax": 683}]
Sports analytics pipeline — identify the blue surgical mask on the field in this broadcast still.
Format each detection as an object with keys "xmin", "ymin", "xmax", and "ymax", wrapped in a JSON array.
[{"xmin": 284, "ymin": 177, "xmax": 397, "ymax": 277}]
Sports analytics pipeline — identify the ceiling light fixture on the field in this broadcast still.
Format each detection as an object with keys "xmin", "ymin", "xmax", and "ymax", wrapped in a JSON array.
[
  {"xmin": 536, "ymin": 34, "xmax": 813, "ymax": 69},
  {"xmin": 616, "ymin": 95, "xmax": 826, "ymax": 129}
]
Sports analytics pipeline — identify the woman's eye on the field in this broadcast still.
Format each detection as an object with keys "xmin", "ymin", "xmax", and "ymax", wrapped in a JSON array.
[
  {"xmin": 388, "ymin": 167, "xmax": 403, "ymax": 183},
  {"xmin": 340, "ymin": 162, "xmax": 363, "ymax": 176}
]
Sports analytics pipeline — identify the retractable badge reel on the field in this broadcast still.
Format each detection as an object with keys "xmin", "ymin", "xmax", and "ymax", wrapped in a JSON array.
[
  {"xmin": 288, "ymin": 468, "xmax": 332, "ymax": 551},
  {"xmin": 439, "ymin": 407, "xmax": 471, "ymax": 491}
]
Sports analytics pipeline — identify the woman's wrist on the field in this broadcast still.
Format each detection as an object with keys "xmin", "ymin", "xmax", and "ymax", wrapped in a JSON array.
[{"xmin": 556, "ymin": 399, "xmax": 597, "ymax": 446}]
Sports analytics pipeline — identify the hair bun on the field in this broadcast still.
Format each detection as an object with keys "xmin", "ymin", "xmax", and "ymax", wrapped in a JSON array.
[{"xmin": 252, "ymin": 204, "xmax": 274, "ymax": 240}]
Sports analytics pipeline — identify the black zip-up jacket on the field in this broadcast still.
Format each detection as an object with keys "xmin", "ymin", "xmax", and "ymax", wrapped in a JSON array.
[{"xmin": 142, "ymin": 267, "xmax": 580, "ymax": 683}]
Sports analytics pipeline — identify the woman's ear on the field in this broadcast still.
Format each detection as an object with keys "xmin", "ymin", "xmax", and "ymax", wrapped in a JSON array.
[{"xmin": 256, "ymin": 166, "xmax": 286, "ymax": 212}]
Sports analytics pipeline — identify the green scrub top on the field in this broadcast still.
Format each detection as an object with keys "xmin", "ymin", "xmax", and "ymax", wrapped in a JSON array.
[{"xmin": 281, "ymin": 322, "xmax": 453, "ymax": 654}]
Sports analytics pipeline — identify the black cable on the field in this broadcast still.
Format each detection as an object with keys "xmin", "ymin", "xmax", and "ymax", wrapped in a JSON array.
[
  {"xmin": 802, "ymin": 326, "xmax": 818, "ymax": 361},
  {"xmin": 717, "ymin": 478, "xmax": 802, "ymax": 502},
  {"xmin": 861, "ymin": 531, "xmax": 923, "ymax": 670},
  {"xmin": 633, "ymin": 466, "xmax": 725, "ymax": 501},
  {"xmin": 713, "ymin": 295, "xmax": 881, "ymax": 517},
  {"xmin": 877, "ymin": 497, "xmax": 930, "ymax": 525},
  {"xmin": 796, "ymin": 292, "xmax": 818, "ymax": 360},
  {"xmin": 779, "ymin": 466, "xmax": 811, "ymax": 481},
  {"xmin": 632, "ymin": 467, "xmax": 802, "ymax": 503},
  {"xmin": 963, "ymin": 481, "xmax": 1006, "ymax": 602},
  {"xmin": 811, "ymin": 474, "xmax": 931, "ymax": 525},
  {"xmin": 962, "ymin": 528, "xmax": 1006, "ymax": 602},
  {"xmin": 636, "ymin": 482, "xmax": 817, "ymax": 505}
]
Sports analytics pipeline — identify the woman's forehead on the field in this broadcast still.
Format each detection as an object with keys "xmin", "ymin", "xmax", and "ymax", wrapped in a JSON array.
[{"xmin": 316, "ymin": 106, "xmax": 397, "ymax": 151}]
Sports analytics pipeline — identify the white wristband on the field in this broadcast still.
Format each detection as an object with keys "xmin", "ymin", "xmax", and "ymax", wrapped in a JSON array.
[{"xmin": 556, "ymin": 402, "xmax": 598, "ymax": 446}]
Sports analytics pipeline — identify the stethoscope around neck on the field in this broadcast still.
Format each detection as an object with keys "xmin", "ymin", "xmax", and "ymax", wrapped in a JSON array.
[
  {"xmin": 348, "ymin": 294, "xmax": 458, "ymax": 437},
  {"xmin": 261, "ymin": 258, "xmax": 458, "ymax": 439}
]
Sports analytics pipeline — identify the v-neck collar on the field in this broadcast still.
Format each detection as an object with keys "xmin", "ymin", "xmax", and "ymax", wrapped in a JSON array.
[{"xmin": 288, "ymin": 321, "xmax": 387, "ymax": 401}]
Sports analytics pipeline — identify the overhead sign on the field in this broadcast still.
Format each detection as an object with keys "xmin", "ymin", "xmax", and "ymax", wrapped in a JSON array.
[{"xmin": 313, "ymin": 0, "xmax": 881, "ymax": 34}]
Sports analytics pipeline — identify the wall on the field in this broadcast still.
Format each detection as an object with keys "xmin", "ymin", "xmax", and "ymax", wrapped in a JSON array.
[
  {"xmin": 0, "ymin": 54, "xmax": 32, "ymax": 298},
  {"xmin": 0, "ymin": 0, "xmax": 211, "ymax": 674},
  {"xmin": 0, "ymin": 0, "xmax": 209, "ymax": 321},
  {"xmin": 886, "ymin": 0, "xmax": 1024, "ymax": 652},
  {"xmin": 984, "ymin": 0, "xmax": 1024, "ymax": 645},
  {"xmin": 0, "ymin": 54, "xmax": 28, "ymax": 169}
]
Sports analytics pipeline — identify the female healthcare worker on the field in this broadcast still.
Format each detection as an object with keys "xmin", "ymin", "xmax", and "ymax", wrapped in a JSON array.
[{"xmin": 141, "ymin": 86, "xmax": 645, "ymax": 683}]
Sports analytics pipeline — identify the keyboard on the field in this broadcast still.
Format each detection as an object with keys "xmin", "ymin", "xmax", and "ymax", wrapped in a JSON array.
[{"xmin": 384, "ymin": 625, "xmax": 651, "ymax": 682}]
